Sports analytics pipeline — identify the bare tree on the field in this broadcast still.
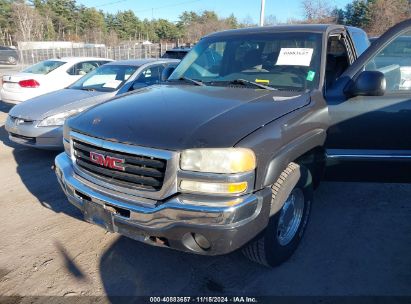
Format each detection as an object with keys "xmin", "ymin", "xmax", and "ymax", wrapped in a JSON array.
[
  {"xmin": 11, "ymin": 1, "xmax": 44, "ymax": 41},
  {"xmin": 367, "ymin": 0, "xmax": 410, "ymax": 36},
  {"xmin": 264, "ymin": 14, "xmax": 278, "ymax": 26},
  {"xmin": 185, "ymin": 19, "xmax": 231, "ymax": 42},
  {"xmin": 182, "ymin": 12, "xmax": 239, "ymax": 42},
  {"xmin": 0, "ymin": 28, "xmax": 13, "ymax": 46},
  {"xmin": 104, "ymin": 30, "xmax": 120, "ymax": 47},
  {"xmin": 241, "ymin": 15, "xmax": 256, "ymax": 28},
  {"xmin": 301, "ymin": 0, "xmax": 337, "ymax": 24}
]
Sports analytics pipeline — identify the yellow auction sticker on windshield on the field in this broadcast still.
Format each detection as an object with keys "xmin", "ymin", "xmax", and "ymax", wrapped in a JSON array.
[
  {"xmin": 255, "ymin": 79, "xmax": 270, "ymax": 84},
  {"xmin": 276, "ymin": 48, "xmax": 313, "ymax": 66}
]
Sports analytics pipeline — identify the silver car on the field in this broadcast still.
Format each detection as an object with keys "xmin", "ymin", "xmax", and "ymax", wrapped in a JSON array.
[{"xmin": 5, "ymin": 58, "xmax": 180, "ymax": 149}]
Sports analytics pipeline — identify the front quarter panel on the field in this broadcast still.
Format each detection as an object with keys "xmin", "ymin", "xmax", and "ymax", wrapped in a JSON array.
[{"xmin": 236, "ymin": 90, "xmax": 329, "ymax": 190}]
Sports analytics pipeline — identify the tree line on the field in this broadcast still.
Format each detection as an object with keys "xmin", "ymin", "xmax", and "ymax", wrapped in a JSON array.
[
  {"xmin": 301, "ymin": 0, "xmax": 410, "ymax": 36},
  {"xmin": 0, "ymin": 0, "xmax": 410, "ymax": 46},
  {"xmin": 0, "ymin": 0, "xmax": 244, "ymax": 46}
]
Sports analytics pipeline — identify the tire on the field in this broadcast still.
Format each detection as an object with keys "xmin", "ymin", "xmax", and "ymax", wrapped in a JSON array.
[
  {"xmin": 243, "ymin": 162, "xmax": 313, "ymax": 267},
  {"xmin": 7, "ymin": 56, "xmax": 17, "ymax": 65}
]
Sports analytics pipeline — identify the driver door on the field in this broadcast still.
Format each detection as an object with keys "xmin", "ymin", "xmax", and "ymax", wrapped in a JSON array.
[{"xmin": 325, "ymin": 20, "xmax": 411, "ymax": 182}]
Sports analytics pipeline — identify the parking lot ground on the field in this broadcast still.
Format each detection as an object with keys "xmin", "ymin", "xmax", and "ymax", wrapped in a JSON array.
[
  {"xmin": 0, "ymin": 64, "xmax": 21, "ymax": 74},
  {"xmin": 0, "ymin": 103, "xmax": 410, "ymax": 300}
]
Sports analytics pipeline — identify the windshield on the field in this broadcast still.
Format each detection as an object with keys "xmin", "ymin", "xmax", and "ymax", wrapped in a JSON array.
[
  {"xmin": 23, "ymin": 60, "xmax": 66, "ymax": 75},
  {"xmin": 169, "ymin": 32, "xmax": 322, "ymax": 91},
  {"xmin": 68, "ymin": 65, "xmax": 138, "ymax": 92}
]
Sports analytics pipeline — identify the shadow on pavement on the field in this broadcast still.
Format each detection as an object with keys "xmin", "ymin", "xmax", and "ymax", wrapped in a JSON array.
[
  {"xmin": 98, "ymin": 182, "xmax": 411, "ymax": 298},
  {"xmin": 54, "ymin": 241, "xmax": 88, "ymax": 282},
  {"xmin": 0, "ymin": 125, "xmax": 82, "ymax": 219},
  {"xmin": 99, "ymin": 236, "xmax": 267, "ymax": 300},
  {"xmin": 0, "ymin": 101, "xmax": 13, "ymax": 114}
]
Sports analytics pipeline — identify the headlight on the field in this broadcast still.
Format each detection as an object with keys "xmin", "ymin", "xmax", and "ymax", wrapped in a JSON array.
[
  {"xmin": 180, "ymin": 148, "xmax": 256, "ymax": 173},
  {"xmin": 37, "ymin": 107, "xmax": 89, "ymax": 127}
]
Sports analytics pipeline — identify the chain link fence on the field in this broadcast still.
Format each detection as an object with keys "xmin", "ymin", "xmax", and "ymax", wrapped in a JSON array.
[{"xmin": 1, "ymin": 43, "xmax": 178, "ymax": 68}]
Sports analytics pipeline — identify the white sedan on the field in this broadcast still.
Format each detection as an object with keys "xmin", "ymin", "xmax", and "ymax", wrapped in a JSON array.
[{"xmin": 0, "ymin": 57, "xmax": 112, "ymax": 104}]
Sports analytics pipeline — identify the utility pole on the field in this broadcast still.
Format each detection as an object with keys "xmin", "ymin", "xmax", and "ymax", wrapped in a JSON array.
[{"xmin": 259, "ymin": 0, "xmax": 266, "ymax": 26}]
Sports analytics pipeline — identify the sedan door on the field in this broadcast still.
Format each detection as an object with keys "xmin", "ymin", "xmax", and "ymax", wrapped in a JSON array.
[{"xmin": 325, "ymin": 19, "xmax": 411, "ymax": 182}]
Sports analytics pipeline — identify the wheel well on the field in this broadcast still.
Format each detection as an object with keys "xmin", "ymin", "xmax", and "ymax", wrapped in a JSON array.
[{"xmin": 294, "ymin": 146, "xmax": 326, "ymax": 189}]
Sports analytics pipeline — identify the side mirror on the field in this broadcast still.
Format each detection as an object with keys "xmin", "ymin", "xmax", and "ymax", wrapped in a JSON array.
[
  {"xmin": 132, "ymin": 82, "xmax": 148, "ymax": 91},
  {"xmin": 161, "ymin": 66, "xmax": 175, "ymax": 82},
  {"xmin": 348, "ymin": 70, "xmax": 386, "ymax": 97}
]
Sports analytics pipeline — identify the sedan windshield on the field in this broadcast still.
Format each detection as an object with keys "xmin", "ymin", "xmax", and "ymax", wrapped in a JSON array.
[
  {"xmin": 169, "ymin": 32, "xmax": 322, "ymax": 91},
  {"xmin": 23, "ymin": 60, "xmax": 66, "ymax": 75},
  {"xmin": 69, "ymin": 65, "xmax": 138, "ymax": 92}
]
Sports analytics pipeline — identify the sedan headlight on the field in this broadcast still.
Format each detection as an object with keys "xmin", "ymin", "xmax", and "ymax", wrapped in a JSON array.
[
  {"xmin": 180, "ymin": 148, "xmax": 256, "ymax": 174},
  {"xmin": 37, "ymin": 107, "xmax": 89, "ymax": 127}
]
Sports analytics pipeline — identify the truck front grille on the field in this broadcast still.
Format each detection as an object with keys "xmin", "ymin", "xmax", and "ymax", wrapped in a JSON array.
[{"xmin": 72, "ymin": 139, "xmax": 167, "ymax": 191}]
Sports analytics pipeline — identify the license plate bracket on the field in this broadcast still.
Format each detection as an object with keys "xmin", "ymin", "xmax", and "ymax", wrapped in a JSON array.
[{"xmin": 83, "ymin": 201, "xmax": 114, "ymax": 232}]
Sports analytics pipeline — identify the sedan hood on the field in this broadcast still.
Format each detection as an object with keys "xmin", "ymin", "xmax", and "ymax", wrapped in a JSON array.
[
  {"xmin": 9, "ymin": 89, "xmax": 111, "ymax": 121},
  {"xmin": 68, "ymin": 85, "xmax": 310, "ymax": 150}
]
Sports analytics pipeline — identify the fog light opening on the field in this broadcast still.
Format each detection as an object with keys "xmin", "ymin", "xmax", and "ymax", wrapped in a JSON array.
[
  {"xmin": 74, "ymin": 190, "xmax": 91, "ymax": 202},
  {"xmin": 182, "ymin": 232, "xmax": 211, "ymax": 252},
  {"xmin": 105, "ymin": 203, "xmax": 130, "ymax": 218},
  {"xmin": 193, "ymin": 233, "xmax": 211, "ymax": 251}
]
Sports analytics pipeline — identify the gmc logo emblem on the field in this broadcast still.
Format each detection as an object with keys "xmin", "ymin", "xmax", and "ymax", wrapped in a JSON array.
[{"xmin": 89, "ymin": 151, "xmax": 125, "ymax": 171}]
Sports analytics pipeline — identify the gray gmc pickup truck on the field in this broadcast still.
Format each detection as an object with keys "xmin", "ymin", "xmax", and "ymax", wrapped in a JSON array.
[{"xmin": 55, "ymin": 20, "xmax": 411, "ymax": 267}]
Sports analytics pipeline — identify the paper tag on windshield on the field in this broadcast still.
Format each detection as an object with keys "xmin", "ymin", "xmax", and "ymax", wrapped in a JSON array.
[
  {"xmin": 276, "ymin": 48, "xmax": 313, "ymax": 66},
  {"xmin": 102, "ymin": 79, "xmax": 122, "ymax": 89}
]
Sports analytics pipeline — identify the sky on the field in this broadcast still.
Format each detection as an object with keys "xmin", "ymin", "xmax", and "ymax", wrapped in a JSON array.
[{"xmin": 77, "ymin": 0, "xmax": 352, "ymax": 23}]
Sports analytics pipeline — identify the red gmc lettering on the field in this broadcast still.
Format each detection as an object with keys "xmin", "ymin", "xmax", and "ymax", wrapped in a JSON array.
[{"xmin": 89, "ymin": 151, "xmax": 125, "ymax": 171}]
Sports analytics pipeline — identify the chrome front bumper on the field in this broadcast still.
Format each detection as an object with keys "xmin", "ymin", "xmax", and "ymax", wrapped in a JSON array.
[{"xmin": 55, "ymin": 153, "xmax": 272, "ymax": 255}]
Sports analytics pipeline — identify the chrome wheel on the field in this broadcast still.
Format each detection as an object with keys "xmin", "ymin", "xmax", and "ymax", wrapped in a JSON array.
[
  {"xmin": 276, "ymin": 188, "xmax": 305, "ymax": 246},
  {"xmin": 7, "ymin": 56, "xmax": 17, "ymax": 64}
]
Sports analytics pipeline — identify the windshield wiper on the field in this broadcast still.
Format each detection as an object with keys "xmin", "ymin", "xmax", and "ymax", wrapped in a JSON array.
[
  {"xmin": 178, "ymin": 77, "xmax": 205, "ymax": 86},
  {"xmin": 80, "ymin": 88, "xmax": 96, "ymax": 91},
  {"xmin": 226, "ymin": 79, "xmax": 277, "ymax": 90}
]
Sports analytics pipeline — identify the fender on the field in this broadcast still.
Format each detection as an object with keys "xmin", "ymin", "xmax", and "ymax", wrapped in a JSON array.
[{"xmin": 263, "ymin": 128, "xmax": 326, "ymax": 187}]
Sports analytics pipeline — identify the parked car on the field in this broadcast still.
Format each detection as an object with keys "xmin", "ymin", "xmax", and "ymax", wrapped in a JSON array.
[
  {"xmin": 55, "ymin": 20, "xmax": 411, "ymax": 267},
  {"xmin": 369, "ymin": 36, "xmax": 411, "ymax": 89},
  {"xmin": 5, "ymin": 59, "xmax": 180, "ymax": 149},
  {"xmin": 161, "ymin": 47, "xmax": 191, "ymax": 59},
  {"xmin": 0, "ymin": 46, "xmax": 19, "ymax": 65},
  {"xmin": 1, "ymin": 57, "xmax": 112, "ymax": 104}
]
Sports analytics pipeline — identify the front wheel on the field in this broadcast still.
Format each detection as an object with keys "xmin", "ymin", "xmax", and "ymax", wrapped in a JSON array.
[{"xmin": 243, "ymin": 163, "xmax": 313, "ymax": 267}]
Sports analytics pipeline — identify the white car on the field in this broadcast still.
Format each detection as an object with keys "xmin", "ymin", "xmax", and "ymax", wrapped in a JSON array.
[
  {"xmin": 0, "ymin": 57, "xmax": 112, "ymax": 104},
  {"xmin": 5, "ymin": 59, "xmax": 180, "ymax": 149}
]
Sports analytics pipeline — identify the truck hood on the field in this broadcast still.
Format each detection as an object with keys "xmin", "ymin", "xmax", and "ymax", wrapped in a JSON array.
[
  {"xmin": 9, "ymin": 89, "xmax": 111, "ymax": 121},
  {"xmin": 68, "ymin": 85, "xmax": 310, "ymax": 150}
]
